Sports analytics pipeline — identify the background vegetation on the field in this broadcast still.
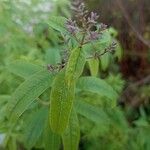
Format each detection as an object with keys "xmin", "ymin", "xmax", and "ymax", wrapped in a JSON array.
[{"xmin": 0, "ymin": 0, "xmax": 149, "ymax": 150}]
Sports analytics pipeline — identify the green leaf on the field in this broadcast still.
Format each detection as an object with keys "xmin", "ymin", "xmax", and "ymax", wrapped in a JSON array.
[
  {"xmin": 23, "ymin": 108, "xmax": 48, "ymax": 149},
  {"xmin": 76, "ymin": 77, "xmax": 118, "ymax": 106},
  {"xmin": 97, "ymin": 30, "xmax": 112, "ymax": 46},
  {"xmin": 65, "ymin": 47, "xmax": 86, "ymax": 87},
  {"xmin": 0, "ymin": 95, "xmax": 10, "ymax": 105},
  {"xmin": 100, "ymin": 52, "xmax": 111, "ymax": 71},
  {"xmin": 44, "ymin": 120, "xmax": 60, "ymax": 150},
  {"xmin": 7, "ymin": 70, "xmax": 54, "ymax": 122},
  {"xmin": 114, "ymin": 41, "xmax": 123, "ymax": 61},
  {"xmin": 45, "ymin": 48, "xmax": 61, "ymax": 65},
  {"xmin": 75, "ymin": 100, "xmax": 109, "ymax": 124},
  {"xmin": 88, "ymin": 58, "xmax": 99, "ymax": 77},
  {"xmin": 62, "ymin": 108, "xmax": 80, "ymax": 150},
  {"xmin": 7, "ymin": 137, "xmax": 17, "ymax": 150},
  {"xmin": 0, "ymin": 96, "xmax": 10, "ymax": 130},
  {"xmin": 48, "ymin": 16, "xmax": 68, "ymax": 33},
  {"xmin": 50, "ymin": 70, "xmax": 75, "ymax": 134},
  {"xmin": 7, "ymin": 60, "xmax": 42, "ymax": 79},
  {"xmin": 83, "ymin": 30, "xmax": 112, "ymax": 57},
  {"xmin": 108, "ymin": 27, "xmax": 118, "ymax": 37}
]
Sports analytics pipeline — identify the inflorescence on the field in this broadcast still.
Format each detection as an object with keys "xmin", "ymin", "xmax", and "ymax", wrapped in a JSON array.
[{"xmin": 47, "ymin": 0, "xmax": 116, "ymax": 72}]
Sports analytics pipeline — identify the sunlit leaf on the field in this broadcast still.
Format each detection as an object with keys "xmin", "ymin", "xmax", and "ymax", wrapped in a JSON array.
[
  {"xmin": 100, "ymin": 52, "xmax": 111, "ymax": 71},
  {"xmin": 62, "ymin": 108, "xmax": 80, "ymax": 150},
  {"xmin": 44, "ymin": 120, "xmax": 60, "ymax": 150},
  {"xmin": 88, "ymin": 58, "xmax": 99, "ymax": 77},
  {"xmin": 50, "ymin": 70, "xmax": 75, "ymax": 134},
  {"xmin": 65, "ymin": 47, "xmax": 86, "ymax": 86}
]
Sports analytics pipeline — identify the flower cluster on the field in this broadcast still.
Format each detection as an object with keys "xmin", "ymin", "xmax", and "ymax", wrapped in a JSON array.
[
  {"xmin": 71, "ymin": 0, "xmax": 88, "ymax": 22},
  {"xmin": 65, "ymin": 0, "xmax": 108, "ymax": 45},
  {"xmin": 87, "ymin": 31, "xmax": 99, "ymax": 41},
  {"xmin": 108, "ymin": 41, "xmax": 117, "ymax": 53},
  {"xmin": 47, "ymin": 0, "xmax": 117, "ymax": 73},
  {"xmin": 88, "ymin": 12, "xmax": 99, "ymax": 25},
  {"xmin": 66, "ymin": 19, "xmax": 78, "ymax": 34}
]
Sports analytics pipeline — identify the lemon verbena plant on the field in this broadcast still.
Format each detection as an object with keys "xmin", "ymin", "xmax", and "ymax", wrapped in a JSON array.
[{"xmin": 3, "ymin": 0, "xmax": 122, "ymax": 150}]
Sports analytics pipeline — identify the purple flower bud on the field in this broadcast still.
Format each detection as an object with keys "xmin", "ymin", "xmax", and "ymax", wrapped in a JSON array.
[
  {"xmin": 91, "ymin": 12, "xmax": 99, "ymax": 20},
  {"xmin": 79, "ymin": 2, "xmax": 85, "ymax": 12},
  {"xmin": 88, "ymin": 31, "xmax": 99, "ymax": 41},
  {"xmin": 47, "ymin": 64, "xmax": 54, "ymax": 71},
  {"xmin": 99, "ymin": 23, "xmax": 107, "ymax": 30},
  {"xmin": 88, "ymin": 12, "xmax": 99, "ymax": 24},
  {"xmin": 107, "ymin": 41, "xmax": 117, "ymax": 53},
  {"xmin": 72, "ymin": 0, "xmax": 82, "ymax": 7},
  {"xmin": 66, "ymin": 19, "xmax": 78, "ymax": 34}
]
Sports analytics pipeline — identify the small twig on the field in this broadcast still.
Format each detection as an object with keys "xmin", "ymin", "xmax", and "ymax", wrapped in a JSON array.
[{"xmin": 87, "ymin": 48, "xmax": 108, "ymax": 59}]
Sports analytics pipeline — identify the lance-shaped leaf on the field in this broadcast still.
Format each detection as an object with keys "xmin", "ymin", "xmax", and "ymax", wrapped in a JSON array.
[
  {"xmin": 83, "ymin": 29, "xmax": 112, "ymax": 57},
  {"xmin": 7, "ymin": 137, "xmax": 17, "ymax": 150},
  {"xmin": 50, "ymin": 70, "xmax": 75, "ymax": 134},
  {"xmin": 76, "ymin": 77, "xmax": 118, "ymax": 106},
  {"xmin": 7, "ymin": 60, "xmax": 42, "ymax": 79},
  {"xmin": 100, "ymin": 52, "xmax": 111, "ymax": 71},
  {"xmin": 65, "ymin": 47, "xmax": 86, "ymax": 86},
  {"xmin": 62, "ymin": 108, "xmax": 80, "ymax": 150},
  {"xmin": 7, "ymin": 70, "xmax": 54, "ymax": 122},
  {"xmin": 49, "ymin": 16, "xmax": 68, "ymax": 33},
  {"xmin": 44, "ymin": 120, "xmax": 60, "ymax": 150},
  {"xmin": 75, "ymin": 100, "xmax": 109, "ymax": 124},
  {"xmin": 45, "ymin": 48, "xmax": 61, "ymax": 65},
  {"xmin": 88, "ymin": 58, "xmax": 99, "ymax": 77},
  {"xmin": 23, "ymin": 108, "xmax": 48, "ymax": 149},
  {"xmin": 0, "ymin": 95, "xmax": 10, "ymax": 105},
  {"xmin": 114, "ymin": 41, "xmax": 123, "ymax": 61}
]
